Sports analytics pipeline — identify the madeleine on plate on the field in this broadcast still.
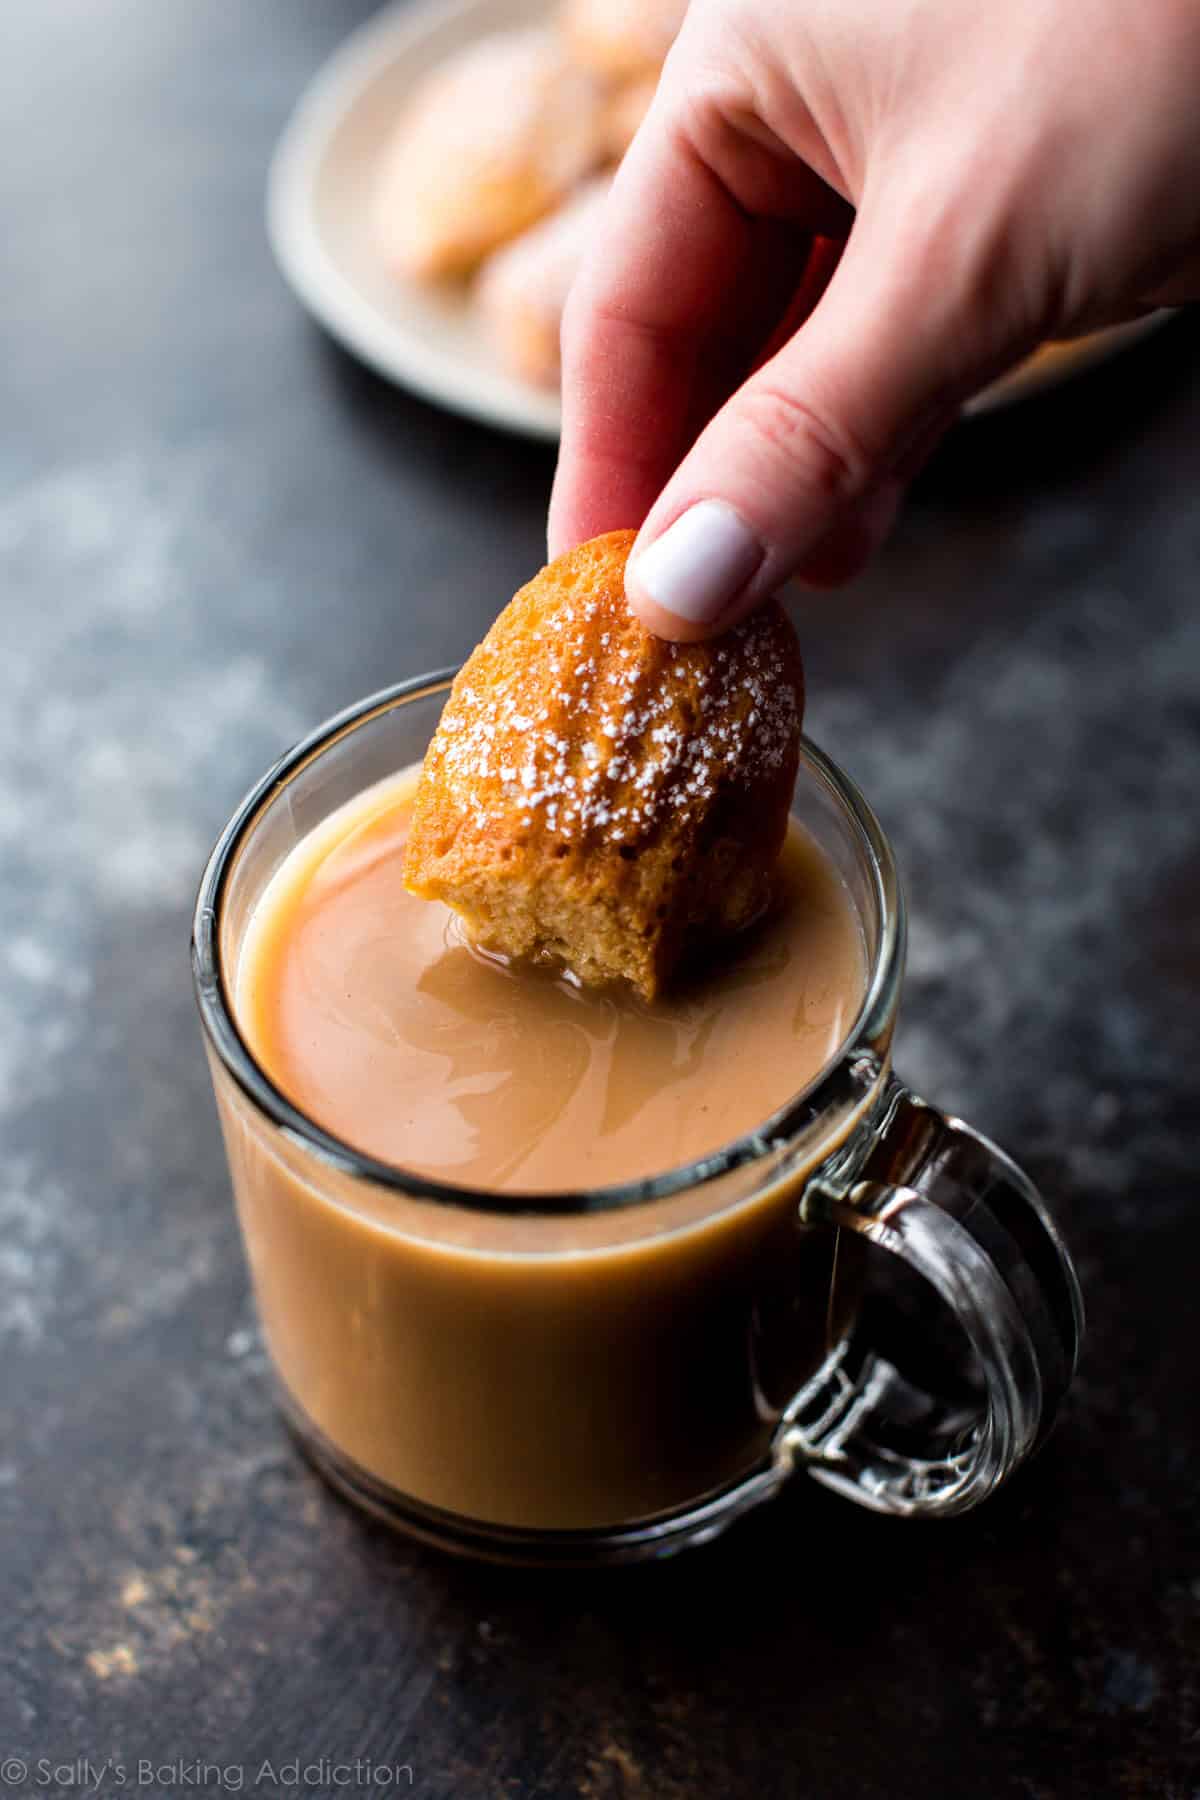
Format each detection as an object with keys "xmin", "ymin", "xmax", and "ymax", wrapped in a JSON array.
[
  {"xmin": 561, "ymin": 0, "xmax": 688, "ymax": 80},
  {"xmin": 476, "ymin": 176, "xmax": 611, "ymax": 386},
  {"xmin": 374, "ymin": 27, "xmax": 605, "ymax": 279}
]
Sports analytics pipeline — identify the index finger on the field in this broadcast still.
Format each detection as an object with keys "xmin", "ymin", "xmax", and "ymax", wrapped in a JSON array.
[{"xmin": 548, "ymin": 90, "xmax": 843, "ymax": 558}]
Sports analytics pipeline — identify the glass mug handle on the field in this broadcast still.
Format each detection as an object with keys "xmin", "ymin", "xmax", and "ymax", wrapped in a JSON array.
[{"xmin": 777, "ymin": 1078, "xmax": 1085, "ymax": 1516}]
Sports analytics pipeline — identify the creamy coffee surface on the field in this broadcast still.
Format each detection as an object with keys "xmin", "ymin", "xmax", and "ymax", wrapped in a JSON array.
[{"xmin": 236, "ymin": 767, "xmax": 865, "ymax": 1191}]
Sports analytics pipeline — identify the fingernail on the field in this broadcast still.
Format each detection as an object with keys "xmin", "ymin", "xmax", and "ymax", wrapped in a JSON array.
[{"xmin": 628, "ymin": 501, "xmax": 764, "ymax": 626}]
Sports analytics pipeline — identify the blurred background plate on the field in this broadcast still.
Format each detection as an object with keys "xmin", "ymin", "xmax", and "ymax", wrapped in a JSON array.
[
  {"xmin": 964, "ymin": 313, "xmax": 1169, "ymax": 415},
  {"xmin": 268, "ymin": 0, "xmax": 1169, "ymax": 438},
  {"xmin": 268, "ymin": 0, "xmax": 564, "ymax": 440}
]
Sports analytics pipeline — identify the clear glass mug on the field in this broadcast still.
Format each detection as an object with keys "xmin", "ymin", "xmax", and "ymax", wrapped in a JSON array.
[{"xmin": 192, "ymin": 674, "xmax": 1083, "ymax": 1564}]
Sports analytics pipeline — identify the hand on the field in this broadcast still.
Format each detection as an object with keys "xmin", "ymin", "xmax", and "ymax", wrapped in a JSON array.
[{"xmin": 549, "ymin": 0, "xmax": 1200, "ymax": 638}]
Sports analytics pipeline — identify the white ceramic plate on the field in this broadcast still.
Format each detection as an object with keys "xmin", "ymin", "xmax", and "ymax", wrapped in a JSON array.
[
  {"xmin": 268, "ymin": 0, "xmax": 1168, "ymax": 438},
  {"xmin": 268, "ymin": 0, "xmax": 563, "ymax": 439},
  {"xmin": 964, "ymin": 313, "xmax": 1169, "ymax": 416}
]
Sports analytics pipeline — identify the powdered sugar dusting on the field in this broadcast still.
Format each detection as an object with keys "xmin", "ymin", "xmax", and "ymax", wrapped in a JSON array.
[{"xmin": 428, "ymin": 591, "xmax": 801, "ymax": 846}]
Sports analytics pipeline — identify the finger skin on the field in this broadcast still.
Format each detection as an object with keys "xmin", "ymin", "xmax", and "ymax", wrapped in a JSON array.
[
  {"xmin": 548, "ymin": 121, "xmax": 757, "ymax": 562},
  {"xmin": 549, "ymin": 79, "xmax": 849, "ymax": 560},
  {"xmin": 624, "ymin": 192, "xmax": 1037, "ymax": 638},
  {"xmin": 630, "ymin": 479, "xmax": 900, "ymax": 641},
  {"xmin": 554, "ymin": 0, "xmax": 1200, "ymax": 640}
]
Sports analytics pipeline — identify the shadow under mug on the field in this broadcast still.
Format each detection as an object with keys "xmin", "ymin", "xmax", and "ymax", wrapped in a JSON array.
[{"xmin": 192, "ymin": 673, "xmax": 1083, "ymax": 1564}]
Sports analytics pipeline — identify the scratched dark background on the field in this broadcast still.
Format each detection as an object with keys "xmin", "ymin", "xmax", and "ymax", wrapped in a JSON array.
[{"xmin": 1, "ymin": 4, "xmax": 1197, "ymax": 1796}]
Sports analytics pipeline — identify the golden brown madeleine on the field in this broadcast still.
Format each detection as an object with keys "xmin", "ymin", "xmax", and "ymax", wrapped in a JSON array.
[
  {"xmin": 404, "ymin": 531, "xmax": 805, "ymax": 999},
  {"xmin": 373, "ymin": 29, "xmax": 605, "ymax": 281},
  {"xmin": 598, "ymin": 74, "xmax": 658, "ymax": 162},
  {"xmin": 561, "ymin": 0, "xmax": 688, "ymax": 81},
  {"xmin": 476, "ymin": 177, "xmax": 612, "ymax": 388}
]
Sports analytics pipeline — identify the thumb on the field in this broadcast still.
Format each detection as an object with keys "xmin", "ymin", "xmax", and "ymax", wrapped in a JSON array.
[{"xmin": 625, "ymin": 198, "xmax": 1014, "ymax": 639}]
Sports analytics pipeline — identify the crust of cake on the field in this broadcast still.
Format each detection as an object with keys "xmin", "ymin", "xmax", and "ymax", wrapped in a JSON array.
[{"xmin": 403, "ymin": 530, "xmax": 805, "ymax": 999}]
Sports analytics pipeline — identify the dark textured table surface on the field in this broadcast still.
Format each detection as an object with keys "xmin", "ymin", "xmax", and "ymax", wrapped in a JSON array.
[{"xmin": 2, "ymin": 4, "xmax": 1198, "ymax": 1796}]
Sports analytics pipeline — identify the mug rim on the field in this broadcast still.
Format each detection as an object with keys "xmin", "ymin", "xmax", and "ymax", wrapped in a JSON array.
[{"xmin": 191, "ymin": 671, "xmax": 906, "ymax": 1216}]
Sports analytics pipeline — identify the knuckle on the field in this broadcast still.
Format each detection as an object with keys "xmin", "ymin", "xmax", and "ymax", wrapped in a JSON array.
[
  {"xmin": 884, "ymin": 157, "xmax": 1057, "ymax": 346},
  {"xmin": 735, "ymin": 383, "xmax": 874, "ymax": 505}
]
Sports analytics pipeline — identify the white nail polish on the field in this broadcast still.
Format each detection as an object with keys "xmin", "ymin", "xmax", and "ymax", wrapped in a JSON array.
[{"xmin": 629, "ymin": 501, "xmax": 764, "ymax": 625}]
